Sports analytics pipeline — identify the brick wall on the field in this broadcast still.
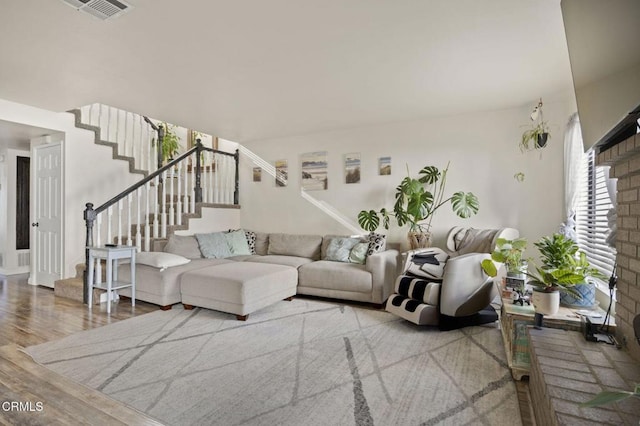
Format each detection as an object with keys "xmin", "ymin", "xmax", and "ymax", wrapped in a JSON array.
[
  {"xmin": 529, "ymin": 327, "xmax": 640, "ymax": 425},
  {"xmin": 596, "ymin": 133, "xmax": 640, "ymax": 362}
]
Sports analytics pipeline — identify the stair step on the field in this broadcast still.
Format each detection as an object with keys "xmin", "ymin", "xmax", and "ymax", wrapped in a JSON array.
[{"xmin": 54, "ymin": 277, "xmax": 104, "ymax": 305}]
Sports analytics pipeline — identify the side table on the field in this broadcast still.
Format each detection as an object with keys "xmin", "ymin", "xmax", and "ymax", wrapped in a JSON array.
[
  {"xmin": 87, "ymin": 245, "xmax": 136, "ymax": 314},
  {"xmin": 500, "ymin": 298, "xmax": 613, "ymax": 380}
]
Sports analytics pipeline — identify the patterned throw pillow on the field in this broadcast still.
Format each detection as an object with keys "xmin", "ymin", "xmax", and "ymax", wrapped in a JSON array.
[
  {"xmin": 349, "ymin": 242, "xmax": 369, "ymax": 264},
  {"xmin": 244, "ymin": 230, "xmax": 257, "ymax": 255},
  {"xmin": 325, "ymin": 237, "xmax": 361, "ymax": 262},
  {"xmin": 366, "ymin": 232, "xmax": 386, "ymax": 256}
]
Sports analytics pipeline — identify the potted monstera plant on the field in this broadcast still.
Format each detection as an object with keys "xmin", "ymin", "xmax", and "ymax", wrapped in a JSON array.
[{"xmin": 357, "ymin": 162, "xmax": 479, "ymax": 249}]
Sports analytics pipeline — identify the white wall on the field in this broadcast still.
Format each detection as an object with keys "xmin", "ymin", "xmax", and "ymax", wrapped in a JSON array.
[
  {"xmin": 174, "ymin": 208, "xmax": 240, "ymax": 235},
  {"xmin": 240, "ymin": 95, "xmax": 576, "ymax": 256}
]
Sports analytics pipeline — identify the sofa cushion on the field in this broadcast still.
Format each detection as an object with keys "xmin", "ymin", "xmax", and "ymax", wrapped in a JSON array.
[
  {"xmin": 196, "ymin": 232, "xmax": 232, "ymax": 258},
  {"xmin": 243, "ymin": 255, "xmax": 314, "ymax": 269},
  {"xmin": 298, "ymin": 261, "xmax": 372, "ymax": 293},
  {"xmin": 253, "ymin": 231, "xmax": 269, "ymax": 255},
  {"xmin": 268, "ymin": 233, "xmax": 322, "ymax": 260},
  {"xmin": 164, "ymin": 234, "xmax": 202, "ymax": 259}
]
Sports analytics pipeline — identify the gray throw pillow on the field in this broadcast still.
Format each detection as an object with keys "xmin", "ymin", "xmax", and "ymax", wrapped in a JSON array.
[{"xmin": 164, "ymin": 234, "xmax": 202, "ymax": 259}]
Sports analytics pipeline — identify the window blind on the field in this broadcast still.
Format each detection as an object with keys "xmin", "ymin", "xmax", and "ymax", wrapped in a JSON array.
[{"xmin": 575, "ymin": 149, "xmax": 617, "ymax": 278}]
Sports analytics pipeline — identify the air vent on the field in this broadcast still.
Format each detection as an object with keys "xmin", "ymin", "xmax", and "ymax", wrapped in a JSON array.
[{"xmin": 60, "ymin": 0, "xmax": 132, "ymax": 21}]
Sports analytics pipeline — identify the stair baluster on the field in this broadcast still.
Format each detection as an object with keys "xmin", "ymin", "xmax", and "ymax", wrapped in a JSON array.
[
  {"xmin": 161, "ymin": 170, "xmax": 167, "ymax": 239},
  {"xmin": 144, "ymin": 182, "xmax": 151, "ymax": 251},
  {"xmin": 127, "ymin": 193, "xmax": 133, "ymax": 247},
  {"xmin": 169, "ymin": 167, "xmax": 175, "ymax": 227},
  {"xmin": 136, "ymin": 187, "xmax": 142, "ymax": 251},
  {"xmin": 189, "ymin": 152, "xmax": 196, "ymax": 213},
  {"xmin": 117, "ymin": 199, "xmax": 123, "ymax": 246},
  {"xmin": 95, "ymin": 214, "xmax": 102, "ymax": 285},
  {"xmin": 176, "ymin": 161, "xmax": 182, "ymax": 226}
]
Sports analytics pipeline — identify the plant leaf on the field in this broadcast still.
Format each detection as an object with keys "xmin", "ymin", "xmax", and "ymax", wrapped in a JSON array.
[
  {"xmin": 418, "ymin": 166, "xmax": 440, "ymax": 184},
  {"xmin": 580, "ymin": 391, "xmax": 633, "ymax": 407},
  {"xmin": 451, "ymin": 191, "xmax": 479, "ymax": 218},
  {"xmin": 481, "ymin": 259, "xmax": 497, "ymax": 277},
  {"xmin": 357, "ymin": 210, "xmax": 380, "ymax": 232}
]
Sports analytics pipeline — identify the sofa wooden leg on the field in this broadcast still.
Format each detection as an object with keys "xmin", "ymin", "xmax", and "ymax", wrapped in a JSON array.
[
  {"xmin": 183, "ymin": 304, "xmax": 194, "ymax": 310},
  {"xmin": 160, "ymin": 305, "xmax": 172, "ymax": 311},
  {"xmin": 236, "ymin": 314, "xmax": 248, "ymax": 321},
  {"xmin": 284, "ymin": 296, "xmax": 293, "ymax": 301}
]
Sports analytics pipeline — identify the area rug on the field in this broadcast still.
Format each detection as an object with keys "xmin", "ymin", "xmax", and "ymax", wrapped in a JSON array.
[{"xmin": 24, "ymin": 299, "xmax": 521, "ymax": 425}]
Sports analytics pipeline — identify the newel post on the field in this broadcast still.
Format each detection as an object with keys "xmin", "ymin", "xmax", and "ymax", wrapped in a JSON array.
[
  {"xmin": 194, "ymin": 139, "xmax": 203, "ymax": 203},
  {"xmin": 83, "ymin": 202, "xmax": 96, "ymax": 305},
  {"xmin": 157, "ymin": 124, "xmax": 165, "ymax": 171}
]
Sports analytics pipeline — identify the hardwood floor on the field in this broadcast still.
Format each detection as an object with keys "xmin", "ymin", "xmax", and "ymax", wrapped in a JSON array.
[
  {"xmin": 0, "ymin": 274, "xmax": 161, "ymax": 425},
  {"xmin": 1, "ymin": 273, "xmax": 535, "ymax": 426}
]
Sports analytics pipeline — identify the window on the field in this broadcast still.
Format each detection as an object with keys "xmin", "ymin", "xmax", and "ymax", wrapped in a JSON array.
[{"xmin": 575, "ymin": 149, "xmax": 617, "ymax": 279}]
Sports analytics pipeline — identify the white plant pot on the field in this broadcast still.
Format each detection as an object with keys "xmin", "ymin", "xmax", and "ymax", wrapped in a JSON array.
[{"xmin": 532, "ymin": 290, "xmax": 560, "ymax": 316}]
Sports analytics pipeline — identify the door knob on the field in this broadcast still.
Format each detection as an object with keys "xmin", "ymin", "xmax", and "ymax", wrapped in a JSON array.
[{"xmin": 32, "ymin": 222, "xmax": 39, "ymax": 227}]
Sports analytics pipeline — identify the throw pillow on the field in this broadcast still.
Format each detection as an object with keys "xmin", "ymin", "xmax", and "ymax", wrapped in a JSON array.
[
  {"xmin": 457, "ymin": 228, "xmax": 499, "ymax": 255},
  {"xmin": 196, "ymin": 232, "xmax": 233, "ymax": 259},
  {"xmin": 245, "ymin": 230, "xmax": 257, "ymax": 255},
  {"xmin": 225, "ymin": 229, "xmax": 252, "ymax": 255},
  {"xmin": 135, "ymin": 251, "xmax": 191, "ymax": 271},
  {"xmin": 325, "ymin": 237, "xmax": 361, "ymax": 262},
  {"xmin": 163, "ymin": 234, "xmax": 202, "ymax": 259},
  {"xmin": 349, "ymin": 242, "xmax": 369, "ymax": 264},
  {"xmin": 366, "ymin": 232, "xmax": 387, "ymax": 256}
]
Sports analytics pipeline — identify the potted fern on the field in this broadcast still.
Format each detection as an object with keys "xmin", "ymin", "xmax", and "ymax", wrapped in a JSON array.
[
  {"xmin": 154, "ymin": 122, "xmax": 181, "ymax": 165},
  {"xmin": 357, "ymin": 162, "xmax": 479, "ymax": 249}
]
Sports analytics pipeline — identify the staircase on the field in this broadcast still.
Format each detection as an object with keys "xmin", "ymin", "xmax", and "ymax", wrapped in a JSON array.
[{"xmin": 54, "ymin": 103, "xmax": 240, "ymax": 303}]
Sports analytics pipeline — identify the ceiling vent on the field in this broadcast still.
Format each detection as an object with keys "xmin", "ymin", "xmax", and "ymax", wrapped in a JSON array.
[{"xmin": 60, "ymin": 0, "xmax": 132, "ymax": 21}]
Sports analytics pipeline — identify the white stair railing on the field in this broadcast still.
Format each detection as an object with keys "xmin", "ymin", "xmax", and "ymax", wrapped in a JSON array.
[{"xmin": 80, "ymin": 103, "xmax": 156, "ymax": 174}]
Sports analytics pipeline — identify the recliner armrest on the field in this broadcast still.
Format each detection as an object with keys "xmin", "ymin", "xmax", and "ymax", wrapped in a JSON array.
[{"xmin": 440, "ymin": 252, "xmax": 496, "ymax": 317}]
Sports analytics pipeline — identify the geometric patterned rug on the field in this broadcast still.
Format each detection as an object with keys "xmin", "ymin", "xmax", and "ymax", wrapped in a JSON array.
[{"xmin": 24, "ymin": 299, "xmax": 521, "ymax": 425}]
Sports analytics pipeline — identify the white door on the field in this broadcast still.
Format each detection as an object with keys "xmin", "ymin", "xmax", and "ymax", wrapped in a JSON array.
[{"xmin": 29, "ymin": 142, "xmax": 63, "ymax": 287}]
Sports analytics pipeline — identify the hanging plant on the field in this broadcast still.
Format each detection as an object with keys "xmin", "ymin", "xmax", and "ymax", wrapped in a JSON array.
[{"xmin": 520, "ymin": 99, "xmax": 550, "ymax": 152}]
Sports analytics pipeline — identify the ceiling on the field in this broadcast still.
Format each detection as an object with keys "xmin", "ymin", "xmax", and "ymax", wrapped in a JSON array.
[{"xmin": 0, "ymin": 0, "xmax": 574, "ymax": 143}]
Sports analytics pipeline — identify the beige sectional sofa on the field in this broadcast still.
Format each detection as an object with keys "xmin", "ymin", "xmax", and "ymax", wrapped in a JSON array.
[{"xmin": 118, "ymin": 231, "xmax": 399, "ymax": 318}]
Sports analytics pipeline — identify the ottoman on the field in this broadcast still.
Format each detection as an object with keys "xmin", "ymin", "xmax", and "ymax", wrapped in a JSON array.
[{"xmin": 180, "ymin": 262, "xmax": 298, "ymax": 320}]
